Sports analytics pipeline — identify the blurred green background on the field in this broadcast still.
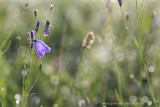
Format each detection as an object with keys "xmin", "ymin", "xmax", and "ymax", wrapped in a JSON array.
[{"xmin": 0, "ymin": 0, "xmax": 160, "ymax": 107}]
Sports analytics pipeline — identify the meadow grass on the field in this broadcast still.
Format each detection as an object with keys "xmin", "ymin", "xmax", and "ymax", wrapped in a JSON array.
[{"xmin": 0, "ymin": 0, "xmax": 160, "ymax": 107}]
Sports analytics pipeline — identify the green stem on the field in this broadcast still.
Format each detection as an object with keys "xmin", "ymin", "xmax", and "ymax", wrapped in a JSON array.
[
  {"xmin": 0, "ymin": 28, "xmax": 15, "ymax": 50},
  {"xmin": 25, "ymin": 76, "xmax": 39, "ymax": 95},
  {"xmin": 112, "ymin": 35, "xmax": 123, "ymax": 104},
  {"xmin": 120, "ymin": 7, "xmax": 139, "ymax": 49},
  {"xmin": 135, "ymin": 0, "xmax": 157, "ymax": 106},
  {"xmin": 22, "ymin": 49, "xmax": 35, "ymax": 107},
  {"xmin": 140, "ymin": 0, "xmax": 145, "ymax": 10},
  {"xmin": 75, "ymin": 48, "xmax": 84, "ymax": 78},
  {"xmin": 22, "ymin": 48, "xmax": 28, "ymax": 107}
]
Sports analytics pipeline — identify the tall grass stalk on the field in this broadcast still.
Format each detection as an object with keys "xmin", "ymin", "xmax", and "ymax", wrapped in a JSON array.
[
  {"xmin": 112, "ymin": 43, "xmax": 123, "ymax": 104},
  {"xmin": 120, "ymin": 8, "xmax": 139, "ymax": 49},
  {"xmin": 135, "ymin": 0, "xmax": 158, "ymax": 106},
  {"xmin": 0, "ymin": 28, "xmax": 15, "ymax": 50},
  {"xmin": 52, "ymin": 16, "xmax": 68, "ymax": 103},
  {"xmin": 120, "ymin": 3, "xmax": 147, "ymax": 99},
  {"xmin": 22, "ymin": 48, "xmax": 28, "ymax": 107},
  {"xmin": 22, "ymin": 49, "xmax": 35, "ymax": 107},
  {"xmin": 107, "ymin": 4, "xmax": 123, "ymax": 104},
  {"xmin": 74, "ymin": 48, "xmax": 85, "ymax": 78},
  {"xmin": 120, "ymin": 1, "xmax": 157, "ymax": 106}
]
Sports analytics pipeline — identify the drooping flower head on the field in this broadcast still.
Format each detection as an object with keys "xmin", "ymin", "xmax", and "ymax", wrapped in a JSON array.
[
  {"xmin": 30, "ymin": 30, "xmax": 35, "ymax": 40},
  {"xmin": 43, "ymin": 20, "xmax": 50, "ymax": 36},
  {"xmin": 34, "ymin": 40, "xmax": 51, "ymax": 58},
  {"xmin": 118, "ymin": 0, "xmax": 122, "ymax": 6},
  {"xmin": 35, "ymin": 21, "xmax": 40, "ymax": 32}
]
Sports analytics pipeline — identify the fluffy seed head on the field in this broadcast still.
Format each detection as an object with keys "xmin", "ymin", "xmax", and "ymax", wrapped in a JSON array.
[{"xmin": 82, "ymin": 32, "xmax": 95, "ymax": 50}]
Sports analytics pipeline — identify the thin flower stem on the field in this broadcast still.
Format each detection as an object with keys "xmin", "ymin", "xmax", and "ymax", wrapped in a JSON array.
[
  {"xmin": 120, "ymin": 2, "xmax": 157, "ymax": 106},
  {"xmin": 0, "ymin": 41, "xmax": 11, "ymax": 57},
  {"xmin": 22, "ymin": 49, "xmax": 35, "ymax": 107},
  {"xmin": 0, "ymin": 26, "xmax": 16, "ymax": 52},
  {"xmin": 140, "ymin": 0, "xmax": 145, "ymax": 10},
  {"xmin": 57, "ymin": 16, "xmax": 67, "ymax": 74},
  {"xmin": 25, "ymin": 76, "xmax": 39, "ymax": 95},
  {"xmin": 107, "ymin": 4, "xmax": 123, "ymax": 103},
  {"xmin": 120, "ymin": 3, "xmax": 146, "ymax": 98},
  {"xmin": 25, "ymin": 50, "xmax": 35, "ymax": 94},
  {"xmin": 75, "ymin": 48, "xmax": 85, "ymax": 78},
  {"xmin": 68, "ymin": 48, "xmax": 85, "ymax": 106},
  {"xmin": 112, "ymin": 35, "xmax": 123, "ymax": 104},
  {"xmin": 22, "ymin": 48, "xmax": 28, "ymax": 107},
  {"xmin": 135, "ymin": 0, "xmax": 157, "ymax": 106},
  {"xmin": 120, "ymin": 7, "xmax": 139, "ymax": 49},
  {"xmin": 52, "ymin": 16, "xmax": 67, "ymax": 104}
]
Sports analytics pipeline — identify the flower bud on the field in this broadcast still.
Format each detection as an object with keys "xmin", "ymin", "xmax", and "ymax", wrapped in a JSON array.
[
  {"xmin": 35, "ymin": 21, "xmax": 40, "ymax": 32},
  {"xmin": 118, "ymin": 0, "xmax": 122, "ymax": 6},
  {"xmin": 30, "ymin": 30, "xmax": 35, "ymax": 40},
  {"xmin": 34, "ymin": 9, "xmax": 38, "ymax": 17},
  {"xmin": 30, "ymin": 42, "xmax": 33, "ymax": 49},
  {"xmin": 39, "ymin": 64, "xmax": 42, "ymax": 71}
]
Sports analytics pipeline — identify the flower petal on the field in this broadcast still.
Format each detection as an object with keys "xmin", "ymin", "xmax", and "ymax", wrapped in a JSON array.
[{"xmin": 34, "ymin": 40, "xmax": 51, "ymax": 58}]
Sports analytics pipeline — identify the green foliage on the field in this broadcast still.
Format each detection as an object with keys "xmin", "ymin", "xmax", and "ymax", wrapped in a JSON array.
[{"xmin": 0, "ymin": 0, "xmax": 160, "ymax": 107}]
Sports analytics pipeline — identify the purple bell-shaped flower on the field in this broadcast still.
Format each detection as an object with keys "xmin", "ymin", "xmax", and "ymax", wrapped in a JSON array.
[{"xmin": 34, "ymin": 40, "xmax": 51, "ymax": 58}]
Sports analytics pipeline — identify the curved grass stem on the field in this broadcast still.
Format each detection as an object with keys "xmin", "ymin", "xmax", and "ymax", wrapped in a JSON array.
[
  {"xmin": 120, "ymin": 8, "xmax": 140, "ymax": 49},
  {"xmin": 119, "ymin": 1, "xmax": 158, "ymax": 106},
  {"xmin": 112, "ymin": 35, "xmax": 123, "ymax": 104},
  {"xmin": 136, "ymin": 0, "xmax": 158, "ymax": 106},
  {"xmin": 22, "ymin": 49, "xmax": 35, "ymax": 107}
]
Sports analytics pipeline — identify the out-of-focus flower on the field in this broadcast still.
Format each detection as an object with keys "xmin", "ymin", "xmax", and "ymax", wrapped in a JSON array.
[
  {"xmin": 30, "ymin": 30, "xmax": 35, "ymax": 40},
  {"xmin": 35, "ymin": 21, "xmax": 40, "ymax": 32},
  {"xmin": 34, "ymin": 40, "xmax": 51, "ymax": 58},
  {"xmin": 118, "ymin": 0, "xmax": 122, "ymax": 6},
  {"xmin": 82, "ymin": 32, "xmax": 95, "ymax": 50},
  {"xmin": 152, "ymin": 18, "xmax": 159, "ymax": 27},
  {"xmin": 43, "ymin": 20, "xmax": 50, "ymax": 36}
]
